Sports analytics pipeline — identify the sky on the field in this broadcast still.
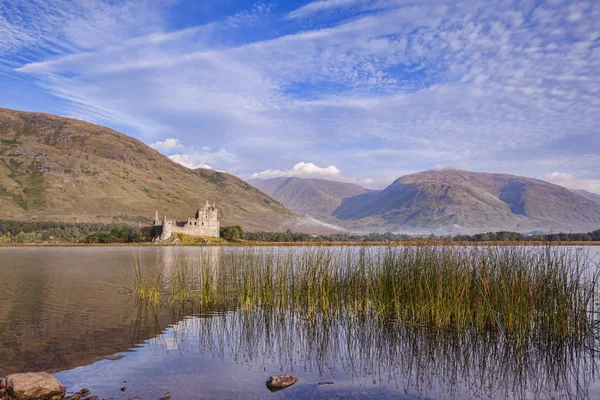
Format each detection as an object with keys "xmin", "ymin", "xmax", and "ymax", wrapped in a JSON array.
[{"xmin": 0, "ymin": 0, "xmax": 599, "ymax": 193}]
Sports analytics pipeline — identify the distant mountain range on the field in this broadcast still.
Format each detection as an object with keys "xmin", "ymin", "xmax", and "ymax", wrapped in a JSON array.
[
  {"xmin": 0, "ymin": 108, "xmax": 328, "ymax": 232},
  {"xmin": 247, "ymin": 177, "xmax": 377, "ymax": 219},
  {"xmin": 251, "ymin": 171, "xmax": 600, "ymax": 234},
  {"xmin": 2, "ymin": 108, "xmax": 598, "ymax": 235}
]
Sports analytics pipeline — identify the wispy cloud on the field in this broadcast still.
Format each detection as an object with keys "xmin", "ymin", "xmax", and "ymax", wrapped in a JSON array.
[
  {"xmin": 2, "ymin": 0, "xmax": 599, "ymax": 184},
  {"xmin": 227, "ymin": 1, "xmax": 274, "ymax": 28},
  {"xmin": 169, "ymin": 148, "xmax": 238, "ymax": 171},
  {"xmin": 287, "ymin": 0, "xmax": 364, "ymax": 19}
]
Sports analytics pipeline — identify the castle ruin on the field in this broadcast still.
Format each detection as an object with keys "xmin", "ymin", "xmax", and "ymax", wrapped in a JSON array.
[{"xmin": 154, "ymin": 201, "xmax": 220, "ymax": 240}]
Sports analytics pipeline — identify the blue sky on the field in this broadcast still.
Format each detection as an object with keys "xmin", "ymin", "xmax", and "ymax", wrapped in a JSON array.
[{"xmin": 1, "ymin": 0, "xmax": 599, "ymax": 193}]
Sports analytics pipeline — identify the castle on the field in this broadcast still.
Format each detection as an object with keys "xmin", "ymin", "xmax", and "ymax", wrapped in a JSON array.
[{"xmin": 153, "ymin": 201, "xmax": 220, "ymax": 240}]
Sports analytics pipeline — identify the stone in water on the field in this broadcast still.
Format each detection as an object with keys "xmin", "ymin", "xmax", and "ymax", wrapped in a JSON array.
[{"xmin": 265, "ymin": 375, "xmax": 298, "ymax": 392}]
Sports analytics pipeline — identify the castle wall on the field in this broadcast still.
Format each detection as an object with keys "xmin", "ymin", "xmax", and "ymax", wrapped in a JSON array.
[
  {"xmin": 154, "ymin": 202, "xmax": 220, "ymax": 240},
  {"xmin": 170, "ymin": 218, "xmax": 219, "ymax": 237}
]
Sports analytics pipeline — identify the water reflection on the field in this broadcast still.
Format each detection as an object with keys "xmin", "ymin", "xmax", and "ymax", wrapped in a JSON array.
[
  {"xmin": 2, "ymin": 246, "xmax": 600, "ymax": 399},
  {"xmin": 0, "ymin": 248, "xmax": 178, "ymax": 375},
  {"xmin": 102, "ymin": 303, "xmax": 598, "ymax": 399}
]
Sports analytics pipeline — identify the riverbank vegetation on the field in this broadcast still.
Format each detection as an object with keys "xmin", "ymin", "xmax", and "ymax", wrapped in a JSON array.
[
  {"xmin": 130, "ymin": 246, "xmax": 599, "ymax": 343},
  {"xmin": 244, "ymin": 229, "xmax": 600, "ymax": 243},
  {"xmin": 0, "ymin": 220, "xmax": 152, "ymax": 244},
  {"xmin": 0, "ymin": 219, "xmax": 598, "ymax": 244}
]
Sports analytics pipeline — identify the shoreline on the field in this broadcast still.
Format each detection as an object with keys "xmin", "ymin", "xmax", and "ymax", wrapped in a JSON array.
[{"xmin": 1, "ymin": 240, "xmax": 600, "ymax": 247}]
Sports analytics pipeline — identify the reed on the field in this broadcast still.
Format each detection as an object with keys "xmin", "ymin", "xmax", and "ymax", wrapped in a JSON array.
[
  {"xmin": 130, "ymin": 253, "xmax": 164, "ymax": 305},
  {"xmin": 129, "ymin": 245, "xmax": 599, "ymax": 340}
]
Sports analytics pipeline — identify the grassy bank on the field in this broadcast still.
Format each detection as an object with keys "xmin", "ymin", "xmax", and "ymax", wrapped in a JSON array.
[
  {"xmin": 3, "ymin": 240, "xmax": 599, "ymax": 247},
  {"xmin": 130, "ymin": 245, "xmax": 599, "ymax": 342}
]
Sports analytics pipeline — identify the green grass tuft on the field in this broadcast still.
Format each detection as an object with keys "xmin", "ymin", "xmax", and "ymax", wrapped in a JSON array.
[{"xmin": 128, "ymin": 245, "xmax": 599, "ymax": 342}]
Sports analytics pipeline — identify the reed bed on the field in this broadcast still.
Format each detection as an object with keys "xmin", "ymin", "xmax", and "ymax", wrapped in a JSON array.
[{"xmin": 130, "ymin": 245, "xmax": 599, "ymax": 341}]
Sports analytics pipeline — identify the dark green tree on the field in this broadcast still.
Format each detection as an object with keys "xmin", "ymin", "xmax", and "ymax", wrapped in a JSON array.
[{"xmin": 220, "ymin": 225, "xmax": 244, "ymax": 240}]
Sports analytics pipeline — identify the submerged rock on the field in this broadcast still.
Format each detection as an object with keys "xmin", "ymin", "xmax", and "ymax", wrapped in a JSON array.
[
  {"xmin": 2, "ymin": 372, "xmax": 66, "ymax": 400},
  {"xmin": 265, "ymin": 375, "xmax": 298, "ymax": 392}
]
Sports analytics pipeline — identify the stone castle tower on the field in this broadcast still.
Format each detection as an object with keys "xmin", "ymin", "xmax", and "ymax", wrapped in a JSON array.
[{"xmin": 154, "ymin": 201, "xmax": 220, "ymax": 240}]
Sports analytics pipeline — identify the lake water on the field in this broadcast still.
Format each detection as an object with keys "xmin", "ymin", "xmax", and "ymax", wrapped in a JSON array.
[{"xmin": 1, "ymin": 246, "xmax": 600, "ymax": 399}]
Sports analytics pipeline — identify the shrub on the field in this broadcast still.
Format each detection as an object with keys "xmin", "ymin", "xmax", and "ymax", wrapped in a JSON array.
[{"xmin": 220, "ymin": 225, "xmax": 244, "ymax": 240}]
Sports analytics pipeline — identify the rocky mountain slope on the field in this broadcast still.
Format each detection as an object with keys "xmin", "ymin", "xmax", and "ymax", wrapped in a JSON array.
[
  {"xmin": 573, "ymin": 189, "xmax": 600, "ymax": 205},
  {"xmin": 252, "ymin": 171, "xmax": 600, "ymax": 234},
  {"xmin": 0, "ymin": 108, "xmax": 311, "ymax": 231},
  {"xmin": 248, "ymin": 177, "xmax": 379, "ymax": 218}
]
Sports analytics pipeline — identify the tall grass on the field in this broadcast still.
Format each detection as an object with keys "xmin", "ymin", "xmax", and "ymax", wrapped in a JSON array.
[
  {"xmin": 130, "ymin": 245, "xmax": 599, "ymax": 341},
  {"xmin": 130, "ymin": 254, "xmax": 164, "ymax": 304}
]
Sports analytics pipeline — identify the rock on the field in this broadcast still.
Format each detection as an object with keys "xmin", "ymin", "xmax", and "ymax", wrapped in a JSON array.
[
  {"xmin": 63, "ymin": 388, "xmax": 91, "ymax": 400},
  {"xmin": 265, "ymin": 375, "xmax": 298, "ymax": 392},
  {"xmin": 3, "ymin": 372, "xmax": 66, "ymax": 400},
  {"xmin": 1, "ymin": 378, "xmax": 7, "ymax": 399}
]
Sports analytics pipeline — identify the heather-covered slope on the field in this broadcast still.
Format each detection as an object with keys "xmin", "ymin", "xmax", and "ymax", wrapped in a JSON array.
[{"xmin": 0, "ymin": 108, "xmax": 305, "ymax": 231}]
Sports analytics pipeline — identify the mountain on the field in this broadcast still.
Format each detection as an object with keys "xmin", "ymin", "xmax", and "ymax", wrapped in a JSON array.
[
  {"xmin": 248, "ymin": 177, "xmax": 380, "ymax": 218},
  {"xmin": 573, "ymin": 189, "xmax": 600, "ymax": 205},
  {"xmin": 0, "ymin": 108, "xmax": 314, "ymax": 232},
  {"xmin": 253, "ymin": 171, "xmax": 600, "ymax": 234}
]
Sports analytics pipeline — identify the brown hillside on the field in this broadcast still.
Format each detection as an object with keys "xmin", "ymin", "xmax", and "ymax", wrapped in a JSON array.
[
  {"xmin": 0, "ymin": 108, "xmax": 304, "ymax": 231},
  {"xmin": 255, "ymin": 171, "xmax": 600, "ymax": 234},
  {"xmin": 573, "ymin": 189, "xmax": 600, "ymax": 205},
  {"xmin": 334, "ymin": 170, "xmax": 600, "ymax": 234}
]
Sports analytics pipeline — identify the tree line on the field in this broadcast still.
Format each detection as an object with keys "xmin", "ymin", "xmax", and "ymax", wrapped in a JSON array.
[
  {"xmin": 243, "ymin": 229, "xmax": 600, "ymax": 243},
  {"xmin": 0, "ymin": 219, "xmax": 598, "ymax": 244},
  {"xmin": 0, "ymin": 220, "xmax": 152, "ymax": 244}
]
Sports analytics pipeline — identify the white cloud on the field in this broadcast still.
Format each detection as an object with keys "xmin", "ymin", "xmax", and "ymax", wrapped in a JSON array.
[
  {"xmin": 150, "ymin": 137, "xmax": 183, "ymax": 152},
  {"xmin": 252, "ymin": 162, "xmax": 342, "ymax": 180},
  {"xmin": 169, "ymin": 148, "xmax": 237, "ymax": 171},
  {"xmin": 4, "ymin": 0, "xmax": 600, "ymax": 187},
  {"xmin": 288, "ymin": 0, "xmax": 364, "ymax": 19},
  {"xmin": 352, "ymin": 175, "xmax": 398, "ymax": 190},
  {"xmin": 545, "ymin": 171, "xmax": 600, "ymax": 195},
  {"xmin": 433, "ymin": 163, "xmax": 468, "ymax": 171},
  {"xmin": 169, "ymin": 154, "xmax": 212, "ymax": 169},
  {"xmin": 227, "ymin": 1, "xmax": 273, "ymax": 28}
]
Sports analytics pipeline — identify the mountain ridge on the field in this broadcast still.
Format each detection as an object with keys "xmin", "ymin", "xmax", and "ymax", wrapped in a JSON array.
[
  {"xmin": 0, "ymin": 108, "xmax": 330, "ymax": 232},
  {"xmin": 573, "ymin": 189, "xmax": 600, "ymax": 205},
  {"xmin": 252, "ymin": 170, "xmax": 600, "ymax": 234},
  {"xmin": 248, "ymin": 177, "xmax": 379, "ymax": 218}
]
